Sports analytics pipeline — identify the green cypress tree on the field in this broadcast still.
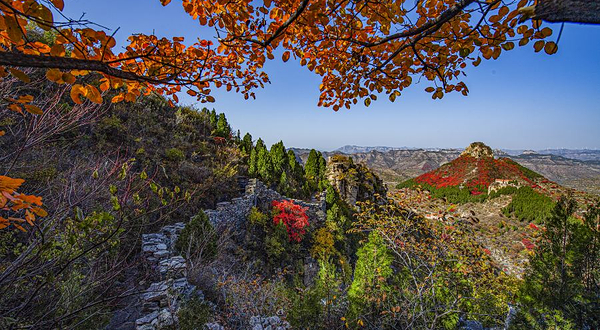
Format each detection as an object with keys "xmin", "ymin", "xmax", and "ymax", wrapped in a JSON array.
[
  {"xmin": 215, "ymin": 113, "xmax": 231, "ymax": 138},
  {"xmin": 270, "ymin": 141, "xmax": 287, "ymax": 177},
  {"xmin": 248, "ymin": 147, "xmax": 258, "ymax": 176},
  {"xmin": 305, "ymin": 149, "xmax": 319, "ymax": 191},
  {"xmin": 278, "ymin": 171, "xmax": 289, "ymax": 196},
  {"xmin": 255, "ymin": 138, "xmax": 266, "ymax": 151},
  {"xmin": 515, "ymin": 198, "xmax": 600, "ymax": 329},
  {"xmin": 257, "ymin": 147, "xmax": 273, "ymax": 183},
  {"xmin": 209, "ymin": 109, "xmax": 217, "ymax": 127},
  {"xmin": 241, "ymin": 132, "xmax": 253, "ymax": 154}
]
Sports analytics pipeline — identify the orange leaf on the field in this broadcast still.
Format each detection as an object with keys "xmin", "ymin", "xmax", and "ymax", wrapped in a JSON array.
[
  {"xmin": 70, "ymin": 84, "xmax": 87, "ymax": 104},
  {"xmin": 0, "ymin": 176, "xmax": 24, "ymax": 192},
  {"xmin": 17, "ymin": 95, "xmax": 34, "ymax": 104},
  {"xmin": 52, "ymin": 0, "xmax": 65, "ymax": 11},
  {"xmin": 9, "ymin": 68, "xmax": 30, "ymax": 83},
  {"xmin": 24, "ymin": 104, "xmax": 43, "ymax": 115},
  {"xmin": 8, "ymin": 104, "xmax": 22, "ymax": 113},
  {"xmin": 46, "ymin": 68, "xmax": 63, "ymax": 82},
  {"xmin": 533, "ymin": 40, "xmax": 545, "ymax": 52},
  {"xmin": 544, "ymin": 41, "xmax": 558, "ymax": 55},
  {"xmin": 0, "ymin": 130, "xmax": 5, "ymax": 137},
  {"xmin": 282, "ymin": 51, "xmax": 290, "ymax": 62},
  {"xmin": 86, "ymin": 85, "xmax": 103, "ymax": 104},
  {"xmin": 62, "ymin": 72, "xmax": 76, "ymax": 84}
]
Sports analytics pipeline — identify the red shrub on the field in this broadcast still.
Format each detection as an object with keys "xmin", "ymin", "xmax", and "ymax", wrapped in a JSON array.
[{"xmin": 272, "ymin": 200, "xmax": 309, "ymax": 242}]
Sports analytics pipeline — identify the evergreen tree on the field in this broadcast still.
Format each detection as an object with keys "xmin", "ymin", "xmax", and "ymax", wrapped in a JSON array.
[
  {"xmin": 270, "ymin": 141, "xmax": 287, "ymax": 177},
  {"xmin": 255, "ymin": 138, "xmax": 266, "ymax": 151},
  {"xmin": 305, "ymin": 149, "xmax": 320, "ymax": 191},
  {"xmin": 278, "ymin": 171, "xmax": 289, "ymax": 196},
  {"xmin": 515, "ymin": 197, "xmax": 600, "ymax": 329},
  {"xmin": 348, "ymin": 231, "xmax": 393, "ymax": 326},
  {"xmin": 248, "ymin": 147, "xmax": 258, "ymax": 176},
  {"xmin": 257, "ymin": 147, "xmax": 273, "ymax": 183},
  {"xmin": 209, "ymin": 109, "xmax": 217, "ymax": 127},
  {"xmin": 215, "ymin": 113, "xmax": 231, "ymax": 138},
  {"xmin": 240, "ymin": 132, "xmax": 253, "ymax": 154}
]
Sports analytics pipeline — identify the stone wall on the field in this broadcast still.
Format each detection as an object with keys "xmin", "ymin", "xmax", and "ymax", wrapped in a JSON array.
[
  {"xmin": 136, "ymin": 223, "xmax": 199, "ymax": 330},
  {"xmin": 132, "ymin": 179, "xmax": 323, "ymax": 329},
  {"xmin": 204, "ymin": 178, "xmax": 326, "ymax": 227}
]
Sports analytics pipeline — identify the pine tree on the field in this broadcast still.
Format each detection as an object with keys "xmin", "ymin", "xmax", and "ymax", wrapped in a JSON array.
[
  {"xmin": 215, "ymin": 113, "xmax": 231, "ymax": 138},
  {"xmin": 516, "ymin": 198, "xmax": 600, "ymax": 329},
  {"xmin": 305, "ymin": 149, "xmax": 319, "ymax": 191},
  {"xmin": 270, "ymin": 141, "xmax": 287, "ymax": 177},
  {"xmin": 241, "ymin": 132, "xmax": 253, "ymax": 154},
  {"xmin": 248, "ymin": 147, "xmax": 258, "ymax": 176},
  {"xmin": 257, "ymin": 147, "xmax": 273, "ymax": 183},
  {"xmin": 209, "ymin": 109, "xmax": 217, "ymax": 128}
]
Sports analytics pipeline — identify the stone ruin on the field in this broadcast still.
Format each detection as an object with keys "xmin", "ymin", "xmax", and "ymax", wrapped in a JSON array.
[{"xmin": 133, "ymin": 178, "xmax": 322, "ymax": 329}]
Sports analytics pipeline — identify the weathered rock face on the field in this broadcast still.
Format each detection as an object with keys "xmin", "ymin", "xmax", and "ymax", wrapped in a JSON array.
[
  {"xmin": 326, "ymin": 155, "xmax": 387, "ymax": 205},
  {"xmin": 461, "ymin": 142, "xmax": 494, "ymax": 159}
]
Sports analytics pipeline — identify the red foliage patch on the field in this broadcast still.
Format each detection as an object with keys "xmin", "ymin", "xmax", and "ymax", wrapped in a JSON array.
[
  {"xmin": 414, "ymin": 155, "xmax": 536, "ymax": 191},
  {"xmin": 522, "ymin": 238, "xmax": 535, "ymax": 250},
  {"xmin": 272, "ymin": 200, "xmax": 309, "ymax": 242}
]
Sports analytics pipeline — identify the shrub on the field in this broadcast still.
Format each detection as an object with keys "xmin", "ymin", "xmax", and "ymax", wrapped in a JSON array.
[
  {"xmin": 178, "ymin": 296, "xmax": 212, "ymax": 330},
  {"xmin": 175, "ymin": 211, "xmax": 217, "ymax": 261},
  {"xmin": 272, "ymin": 200, "xmax": 309, "ymax": 242},
  {"xmin": 165, "ymin": 147, "xmax": 185, "ymax": 162}
]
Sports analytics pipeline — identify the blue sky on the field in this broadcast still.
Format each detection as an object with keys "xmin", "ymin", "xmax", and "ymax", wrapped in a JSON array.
[{"xmin": 63, "ymin": 1, "xmax": 600, "ymax": 151}]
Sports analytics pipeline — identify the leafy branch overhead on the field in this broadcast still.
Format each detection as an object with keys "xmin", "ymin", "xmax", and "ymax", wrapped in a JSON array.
[{"xmin": 0, "ymin": 0, "xmax": 597, "ymax": 110}]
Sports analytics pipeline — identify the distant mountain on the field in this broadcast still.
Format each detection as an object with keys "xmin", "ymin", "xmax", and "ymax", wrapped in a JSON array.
[
  {"xmin": 537, "ymin": 149, "xmax": 600, "ymax": 162},
  {"xmin": 405, "ymin": 142, "xmax": 543, "ymax": 194},
  {"xmin": 333, "ymin": 145, "xmax": 411, "ymax": 154}
]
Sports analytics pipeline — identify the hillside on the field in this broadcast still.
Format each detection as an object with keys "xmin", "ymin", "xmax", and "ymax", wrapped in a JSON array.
[
  {"xmin": 402, "ymin": 142, "xmax": 542, "ymax": 195},
  {"xmin": 312, "ymin": 145, "xmax": 600, "ymax": 195}
]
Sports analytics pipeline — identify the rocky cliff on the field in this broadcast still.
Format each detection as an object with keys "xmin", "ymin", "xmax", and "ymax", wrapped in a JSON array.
[{"xmin": 325, "ymin": 155, "xmax": 387, "ymax": 205}]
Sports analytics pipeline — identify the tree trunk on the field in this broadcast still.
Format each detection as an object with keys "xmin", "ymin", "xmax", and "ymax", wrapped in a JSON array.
[{"xmin": 535, "ymin": 0, "xmax": 600, "ymax": 24}]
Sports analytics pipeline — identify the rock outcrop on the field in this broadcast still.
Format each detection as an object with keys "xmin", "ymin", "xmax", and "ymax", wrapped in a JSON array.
[
  {"xmin": 326, "ymin": 155, "xmax": 387, "ymax": 205},
  {"xmin": 461, "ymin": 142, "xmax": 494, "ymax": 159}
]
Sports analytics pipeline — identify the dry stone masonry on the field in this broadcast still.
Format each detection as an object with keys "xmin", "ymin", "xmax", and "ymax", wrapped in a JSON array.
[
  {"xmin": 134, "ymin": 179, "xmax": 320, "ymax": 329},
  {"xmin": 136, "ymin": 223, "xmax": 199, "ymax": 330},
  {"xmin": 205, "ymin": 178, "xmax": 326, "ymax": 227}
]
